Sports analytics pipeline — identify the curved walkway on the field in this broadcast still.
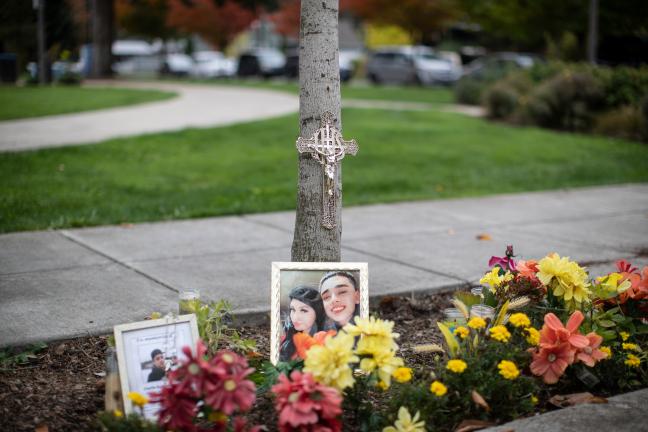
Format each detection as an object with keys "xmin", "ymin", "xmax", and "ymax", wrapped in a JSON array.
[{"xmin": 0, "ymin": 80, "xmax": 299, "ymax": 152}]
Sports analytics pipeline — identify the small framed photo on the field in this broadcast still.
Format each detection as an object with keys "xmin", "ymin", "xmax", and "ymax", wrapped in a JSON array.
[
  {"xmin": 114, "ymin": 314, "xmax": 199, "ymax": 419},
  {"xmin": 270, "ymin": 262, "xmax": 369, "ymax": 365}
]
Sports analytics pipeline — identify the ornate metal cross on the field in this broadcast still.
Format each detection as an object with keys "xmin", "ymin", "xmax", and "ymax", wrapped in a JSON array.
[{"xmin": 296, "ymin": 111, "xmax": 358, "ymax": 229}]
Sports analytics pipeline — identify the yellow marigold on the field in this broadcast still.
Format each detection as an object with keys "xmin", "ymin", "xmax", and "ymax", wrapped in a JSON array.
[
  {"xmin": 113, "ymin": 410, "xmax": 123, "ymax": 418},
  {"xmin": 525, "ymin": 327, "xmax": 540, "ymax": 346},
  {"xmin": 619, "ymin": 331, "xmax": 630, "ymax": 341},
  {"xmin": 489, "ymin": 325, "xmax": 511, "ymax": 343},
  {"xmin": 599, "ymin": 346, "xmax": 612, "ymax": 359},
  {"xmin": 622, "ymin": 343, "xmax": 640, "ymax": 352},
  {"xmin": 453, "ymin": 326, "xmax": 469, "ymax": 339},
  {"xmin": 497, "ymin": 360, "xmax": 520, "ymax": 380},
  {"xmin": 468, "ymin": 317, "xmax": 486, "ymax": 330},
  {"xmin": 446, "ymin": 359, "xmax": 468, "ymax": 373},
  {"xmin": 304, "ymin": 331, "xmax": 359, "ymax": 391},
  {"xmin": 537, "ymin": 253, "xmax": 591, "ymax": 310},
  {"xmin": 531, "ymin": 395, "xmax": 539, "ymax": 405},
  {"xmin": 509, "ymin": 313, "xmax": 531, "ymax": 328},
  {"xmin": 383, "ymin": 407, "xmax": 425, "ymax": 432},
  {"xmin": 625, "ymin": 354, "xmax": 641, "ymax": 368},
  {"xmin": 393, "ymin": 367, "xmax": 413, "ymax": 383},
  {"xmin": 127, "ymin": 391, "xmax": 148, "ymax": 407},
  {"xmin": 376, "ymin": 380, "xmax": 389, "ymax": 391},
  {"xmin": 429, "ymin": 380, "xmax": 447, "ymax": 397}
]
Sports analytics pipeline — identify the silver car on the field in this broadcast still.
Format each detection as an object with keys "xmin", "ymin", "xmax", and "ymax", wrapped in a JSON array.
[{"xmin": 367, "ymin": 46, "xmax": 461, "ymax": 86}]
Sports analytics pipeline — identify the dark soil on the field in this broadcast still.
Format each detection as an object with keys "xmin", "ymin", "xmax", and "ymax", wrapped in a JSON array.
[{"xmin": 0, "ymin": 293, "xmax": 452, "ymax": 432}]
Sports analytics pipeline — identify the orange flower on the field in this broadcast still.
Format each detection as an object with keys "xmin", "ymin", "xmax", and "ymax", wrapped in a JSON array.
[
  {"xmin": 540, "ymin": 311, "xmax": 589, "ymax": 349},
  {"xmin": 576, "ymin": 332, "xmax": 607, "ymax": 367},
  {"xmin": 517, "ymin": 259, "xmax": 539, "ymax": 280},
  {"xmin": 293, "ymin": 330, "xmax": 336, "ymax": 360},
  {"xmin": 530, "ymin": 343, "xmax": 575, "ymax": 384}
]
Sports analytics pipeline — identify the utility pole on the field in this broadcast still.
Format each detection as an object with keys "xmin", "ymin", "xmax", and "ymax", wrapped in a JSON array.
[
  {"xmin": 587, "ymin": 0, "xmax": 599, "ymax": 64},
  {"xmin": 34, "ymin": 0, "xmax": 47, "ymax": 84}
]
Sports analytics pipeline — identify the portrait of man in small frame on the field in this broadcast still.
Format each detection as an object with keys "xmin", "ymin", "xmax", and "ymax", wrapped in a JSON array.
[
  {"xmin": 270, "ymin": 262, "xmax": 369, "ymax": 365},
  {"xmin": 114, "ymin": 314, "xmax": 199, "ymax": 419}
]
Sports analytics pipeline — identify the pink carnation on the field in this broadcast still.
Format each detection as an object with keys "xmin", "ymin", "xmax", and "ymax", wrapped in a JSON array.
[{"xmin": 272, "ymin": 370, "xmax": 342, "ymax": 432}]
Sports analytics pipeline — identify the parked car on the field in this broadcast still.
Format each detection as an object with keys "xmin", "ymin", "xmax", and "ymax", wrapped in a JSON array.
[
  {"xmin": 237, "ymin": 48, "xmax": 285, "ymax": 78},
  {"xmin": 161, "ymin": 53, "xmax": 194, "ymax": 76},
  {"xmin": 283, "ymin": 48, "xmax": 361, "ymax": 82},
  {"xmin": 366, "ymin": 46, "xmax": 462, "ymax": 86},
  {"xmin": 191, "ymin": 51, "xmax": 236, "ymax": 78},
  {"xmin": 461, "ymin": 52, "xmax": 539, "ymax": 81}
]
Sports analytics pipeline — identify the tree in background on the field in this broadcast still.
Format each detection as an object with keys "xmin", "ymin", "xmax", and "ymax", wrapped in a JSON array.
[
  {"xmin": 167, "ymin": 0, "xmax": 256, "ymax": 49},
  {"xmin": 116, "ymin": 0, "xmax": 176, "ymax": 41}
]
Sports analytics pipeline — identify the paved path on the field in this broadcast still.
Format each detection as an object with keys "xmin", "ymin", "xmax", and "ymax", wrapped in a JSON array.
[
  {"xmin": 1, "ymin": 184, "xmax": 647, "ymax": 346},
  {"xmin": 0, "ymin": 80, "xmax": 299, "ymax": 152}
]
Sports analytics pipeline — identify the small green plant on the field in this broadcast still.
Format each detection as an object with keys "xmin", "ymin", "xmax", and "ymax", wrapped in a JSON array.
[
  {"xmin": 0, "ymin": 342, "xmax": 47, "ymax": 369},
  {"xmin": 97, "ymin": 411, "xmax": 160, "ymax": 432},
  {"xmin": 192, "ymin": 299, "xmax": 257, "ymax": 355}
]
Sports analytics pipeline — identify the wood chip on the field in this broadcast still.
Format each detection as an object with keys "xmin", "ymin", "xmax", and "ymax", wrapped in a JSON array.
[
  {"xmin": 455, "ymin": 419, "xmax": 497, "ymax": 432},
  {"xmin": 548, "ymin": 392, "xmax": 608, "ymax": 408}
]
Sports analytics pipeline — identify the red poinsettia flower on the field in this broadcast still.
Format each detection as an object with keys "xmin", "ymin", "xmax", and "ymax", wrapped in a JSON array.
[
  {"xmin": 272, "ymin": 370, "xmax": 342, "ymax": 432},
  {"xmin": 576, "ymin": 332, "xmax": 607, "ymax": 367},
  {"xmin": 530, "ymin": 342, "xmax": 575, "ymax": 384},
  {"xmin": 539, "ymin": 311, "xmax": 589, "ymax": 349}
]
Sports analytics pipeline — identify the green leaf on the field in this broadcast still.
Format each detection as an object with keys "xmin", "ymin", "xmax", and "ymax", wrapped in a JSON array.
[
  {"xmin": 437, "ymin": 322, "xmax": 460, "ymax": 357},
  {"xmin": 598, "ymin": 320, "xmax": 616, "ymax": 328}
]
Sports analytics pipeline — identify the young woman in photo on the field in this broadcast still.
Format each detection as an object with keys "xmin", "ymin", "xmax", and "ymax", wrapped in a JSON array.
[{"xmin": 279, "ymin": 285, "xmax": 329, "ymax": 361}]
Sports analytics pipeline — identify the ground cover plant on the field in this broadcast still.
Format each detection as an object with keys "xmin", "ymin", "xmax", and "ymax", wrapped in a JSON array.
[
  {"xmin": 0, "ymin": 86, "xmax": 177, "ymax": 121},
  {"xmin": 2, "ymin": 108, "xmax": 648, "ymax": 233}
]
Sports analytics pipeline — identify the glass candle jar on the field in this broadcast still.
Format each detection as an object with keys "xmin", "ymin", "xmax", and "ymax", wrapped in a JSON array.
[
  {"xmin": 469, "ymin": 304, "xmax": 495, "ymax": 320},
  {"xmin": 178, "ymin": 289, "xmax": 201, "ymax": 315}
]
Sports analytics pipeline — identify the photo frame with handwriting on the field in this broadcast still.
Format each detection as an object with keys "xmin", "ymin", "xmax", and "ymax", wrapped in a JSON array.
[
  {"xmin": 270, "ymin": 262, "xmax": 369, "ymax": 365},
  {"xmin": 114, "ymin": 314, "xmax": 199, "ymax": 419}
]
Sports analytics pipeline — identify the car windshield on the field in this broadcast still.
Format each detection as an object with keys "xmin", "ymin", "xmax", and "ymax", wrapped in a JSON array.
[{"xmin": 415, "ymin": 53, "xmax": 446, "ymax": 62}]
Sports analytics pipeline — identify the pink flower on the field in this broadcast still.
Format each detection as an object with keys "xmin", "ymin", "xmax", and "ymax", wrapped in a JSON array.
[
  {"xmin": 530, "ymin": 343, "xmax": 575, "ymax": 384},
  {"xmin": 617, "ymin": 259, "xmax": 638, "ymax": 274},
  {"xmin": 489, "ymin": 246, "xmax": 517, "ymax": 271},
  {"xmin": 576, "ymin": 332, "xmax": 607, "ymax": 367},
  {"xmin": 516, "ymin": 259, "xmax": 540, "ymax": 281},
  {"xmin": 151, "ymin": 383, "xmax": 199, "ymax": 432},
  {"xmin": 204, "ymin": 367, "xmax": 256, "ymax": 415},
  {"xmin": 540, "ymin": 311, "xmax": 589, "ymax": 349},
  {"xmin": 272, "ymin": 370, "xmax": 342, "ymax": 432}
]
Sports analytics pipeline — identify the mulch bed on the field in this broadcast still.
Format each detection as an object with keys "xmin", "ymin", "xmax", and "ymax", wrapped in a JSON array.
[{"xmin": 0, "ymin": 293, "xmax": 451, "ymax": 432}]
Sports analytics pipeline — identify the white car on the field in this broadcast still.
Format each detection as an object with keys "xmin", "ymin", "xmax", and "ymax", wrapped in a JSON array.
[
  {"xmin": 162, "ymin": 53, "xmax": 194, "ymax": 76},
  {"xmin": 367, "ymin": 46, "xmax": 462, "ymax": 86},
  {"xmin": 191, "ymin": 51, "xmax": 237, "ymax": 78}
]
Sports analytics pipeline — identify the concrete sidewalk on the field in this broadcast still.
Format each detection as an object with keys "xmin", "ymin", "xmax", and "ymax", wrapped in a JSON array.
[
  {"xmin": 0, "ymin": 81, "xmax": 298, "ymax": 152},
  {"xmin": 1, "ymin": 184, "xmax": 647, "ymax": 346}
]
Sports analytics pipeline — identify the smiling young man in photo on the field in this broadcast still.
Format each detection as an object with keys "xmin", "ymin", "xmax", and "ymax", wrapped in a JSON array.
[{"xmin": 319, "ymin": 271, "xmax": 360, "ymax": 329}]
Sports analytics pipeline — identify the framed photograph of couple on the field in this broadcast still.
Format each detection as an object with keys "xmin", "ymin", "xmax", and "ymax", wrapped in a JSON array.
[
  {"xmin": 270, "ymin": 262, "xmax": 369, "ymax": 365},
  {"xmin": 114, "ymin": 314, "xmax": 199, "ymax": 419}
]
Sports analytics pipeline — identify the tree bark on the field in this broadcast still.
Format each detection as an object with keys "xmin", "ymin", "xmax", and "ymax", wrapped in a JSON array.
[
  {"xmin": 91, "ymin": 0, "xmax": 114, "ymax": 78},
  {"xmin": 587, "ymin": 0, "xmax": 598, "ymax": 64},
  {"xmin": 291, "ymin": 0, "xmax": 342, "ymax": 262}
]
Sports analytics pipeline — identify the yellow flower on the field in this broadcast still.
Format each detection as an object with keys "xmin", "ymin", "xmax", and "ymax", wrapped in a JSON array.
[
  {"xmin": 344, "ymin": 316, "xmax": 399, "ymax": 349},
  {"xmin": 622, "ymin": 343, "xmax": 640, "ymax": 352},
  {"xmin": 619, "ymin": 331, "xmax": 630, "ymax": 341},
  {"xmin": 359, "ymin": 349, "xmax": 404, "ymax": 387},
  {"xmin": 489, "ymin": 325, "xmax": 511, "ymax": 343},
  {"xmin": 376, "ymin": 380, "xmax": 389, "ymax": 390},
  {"xmin": 531, "ymin": 395, "xmax": 539, "ymax": 405},
  {"xmin": 127, "ymin": 391, "xmax": 148, "ymax": 407},
  {"xmin": 453, "ymin": 326, "xmax": 469, "ymax": 339},
  {"xmin": 393, "ymin": 367, "xmax": 413, "ymax": 383},
  {"xmin": 446, "ymin": 359, "xmax": 468, "ymax": 373},
  {"xmin": 429, "ymin": 380, "xmax": 447, "ymax": 397},
  {"xmin": 479, "ymin": 268, "xmax": 514, "ymax": 290},
  {"xmin": 596, "ymin": 273, "xmax": 632, "ymax": 294},
  {"xmin": 525, "ymin": 327, "xmax": 540, "ymax": 346},
  {"xmin": 113, "ymin": 409, "xmax": 123, "ymax": 418},
  {"xmin": 304, "ymin": 331, "xmax": 359, "ymax": 391},
  {"xmin": 468, "ymin": 317, "xmax": 486, "ymax": 330},
  {"xmin": 537, "ymin": 253, "xmax": 591, "ymax": 310},
  {"xmin": 509, "ymin": 313, "xmax": 531, "ymax": 328},
  {"xmin": 208, "ymin": 411, "xmax": 228, "ymax": 422},
  {"xmin": 383, "ymin": 406, "xmax": 425, "ymax": 432},
  {"xmin": 599, "ymin": 346, "xmax": 612, "ymax": 359},
  {"xmin": 497, "ymin": 360, "xmax": 520, "ymax": 380},
  {"xmin": 625, "ymin": 354, "xmax": 641, "ymax": 368}
]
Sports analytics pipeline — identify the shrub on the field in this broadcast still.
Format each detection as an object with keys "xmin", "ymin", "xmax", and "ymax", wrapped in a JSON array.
[
  {"xmin": 56, "ymin": 70, "xmax": 82, "ymax": 85},
  {"xmin": 454, "ymin": 78, "xmax": 487, "ymax": 105},
  {"xmin": 601, "ymin": 66, "xmax": 648, "ymax": 108},
  {"xmin": 525, "ymin": 71, "xmax": 604, "ymax": 131},
  {"xmin": 594, "ymin": 105, "xmax": 646, "ymax": 142},
  {"xmin": 483, "ymin": 83, "xmax": 519, "ymax": 120}
]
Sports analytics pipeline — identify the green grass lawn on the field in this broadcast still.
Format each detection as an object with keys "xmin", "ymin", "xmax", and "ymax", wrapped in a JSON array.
[
  {"xmin": 178, "ymin": 77, "xmax": 454, "ymax": 104},
  {"xmin": 0, "ymin": 86, "xmax": 177, "ymax": 121},
  {"xmin": 1, "ymin": 109, "xmax": 647, "ymax": 233}
]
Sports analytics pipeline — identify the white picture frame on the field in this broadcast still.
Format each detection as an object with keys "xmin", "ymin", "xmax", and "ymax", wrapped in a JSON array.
[
  {"xmin": 270, "ymin": 262, "xmax": 369, "ymax": 365},
  {"xmin": 114, "ymin": 314, "xmax": 199, "ymax": 419}
]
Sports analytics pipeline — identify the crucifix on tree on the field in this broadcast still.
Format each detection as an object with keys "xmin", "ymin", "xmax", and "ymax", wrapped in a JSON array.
[{"xmin": 291, "ymin": 0, "xmax": 353, "ymax": 263}]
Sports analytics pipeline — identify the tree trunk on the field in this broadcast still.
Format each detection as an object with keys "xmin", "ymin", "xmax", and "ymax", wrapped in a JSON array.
[
  {"xmin": 91, "ymin": 0, "xmax": 114, "ymax": 78},
  {"xmin": 587, "ymin": 0, "xmax": 598, "ymax": 64},
  {"xmin": 291, "ymin": 0, "xmax": 342, "ymax": 262}
]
